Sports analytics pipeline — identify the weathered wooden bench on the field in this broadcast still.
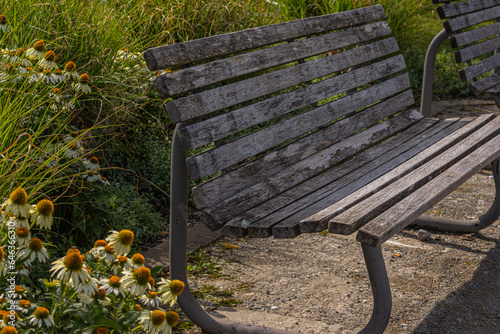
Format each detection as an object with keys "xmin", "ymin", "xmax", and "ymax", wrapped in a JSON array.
[
  {"xmin": 421, "ymin": 0, "xmax": 500, "ymax": 115},
  {"xmin": 144, "ymin": 5, "xmax": 500, "ymax": 333}
]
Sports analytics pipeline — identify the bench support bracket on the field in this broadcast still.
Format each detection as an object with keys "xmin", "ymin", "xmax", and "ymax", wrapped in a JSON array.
[
  {"xmin": 170, "ymin": 123, "xmax": 393, "ymax": 334},
  {"xmin": 414, "ymin": 159, "xmax": 500, "ymax": 232}
]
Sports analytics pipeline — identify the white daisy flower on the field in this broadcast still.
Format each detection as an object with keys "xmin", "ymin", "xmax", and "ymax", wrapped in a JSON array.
[
  {"xmin": 27, "ymin": 307, "xmax": 55, "ymax": 328},
  {"xmin": 0, "ymin": 15, "xmax": 11, "ymax": 33},
  {"xmin": 38, "ymin": 50, "xmax": 58, "ymax": 70},
  {"xmin": 64, "ymin": 142, "xmax": 80, "ymax": 159},
  {"xmin": 62, "ymin": 61, "xmax": 80, "ymax": 80},
  {"xmin": 72, "ymin": 276, "xmax": 98, "ymax": 296},
  {"xmin": 100, "ymin": 177, "xmax": 111, "ymax": 186},
  {"xmin": 26, "ymin": 40, "xmax": 45, "ymax": 60},
  {"xmin": 1, "ymin": 187, "xmax": 31, "ymax": 218},
  {"xmin": 30, "ymin": 198, "xmax": 54, "ymax": 230},
  {"xmin": 72, "ymin": 73, "xmax": 91, "ymax": 93},
  {"xmin": 126, "ymin": 253, "xmax": 146, "ymax": 270},
  {"xmin": 50, "ymin": 249, "xmax": 90, "ymax": 287},
  {"xmin": 101, "ymin": 245, "xmax": 116, "ymax": 262},
  {"xmin": 83, "ymin": 156, "xmax": 100, "ymax": 170},
  {"xmin": 89, "ymin": 239, "xmax": 108, "ymax": 257},
  {"xmin": 99, "ymin": 275, "xmax": 126, "ymax": 298},
  {"xmin": 139, "ymin": 291, "xmax": 163, "ymax": 308},
  {"xmin": 11, "ymin": 285, "xmax": 29, "ymax": 300},
  {"xmin": 1, "ymin": 311, "xmax": 24, "ymax": 328},
  {"xmin": 18, "ymin": 238, "xmax": 49, "ymax": 263},
  {"xmin": 157, "ymin": 279, "xmax": 185, "ymax": 307},
  {"xmin": 15, "ymin": 227, "xmax": 31, "ymax": 247},
  {"xmin": 83, "ymin": 171, "xmax": 102, "ymax": 183},
  {"xmin": 106, "ymin": 230, "xmax": 134, "ymax": 256},
  {"xmin": 121, "ymin": 267, "xmax": 152, "ymax": 296},
  {"xmin": 77, "ymin": 288, "xmax": 110, "ymax": 306},
  {"xmin": 17, "ymin": 299, "xmax": 33, "ymax": 314},
  {"xmin": 138, "ymin": 309, "xmax": 179, "ymax": 334}
]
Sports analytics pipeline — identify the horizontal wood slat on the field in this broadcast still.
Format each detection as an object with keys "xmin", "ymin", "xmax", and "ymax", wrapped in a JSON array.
[
  {"xmin": 192, "ymin": 73, "xmax": 412, "ymax": 208},
  {"xmin": 459, "ymin": 53, "xmax": 500, "ymax": 81},
  {"xmin": 178, "ymin": 38, "xmax": 400, "ymax": 150},
  {"xmin": 470, "ymin": 71, "xmax": 500, "ymax": 94},
  {"xmin": 437, "ymin": 0, "xmax": 499, "ymax": 19},
  {"xmin": 200, "ymin": 109, "xmax": 423, "ymax": 231},
  {"xmin": 163, "ymin": 22, "xmax": 392, "ymax": 117},
  {"xmin": 455, "ymin": 35, "xmax": 500, "ymax": 63},
  {"xmin": 143, "ymin": 5, "xmax": 386, "ymax": 70},
  {"xmin": 485, "ymin": 84, "xmax": 500, "ymax": 97},
  {"xmin": 450, "ymin": 22, "xmax": 500, "ymax": 48},
  {"xmin": 186, "ymin": 56, "xmax": 408, "ymax": 180},
  {"xmin": 444, "ymin": 5, "xmax": 500, "ymax": 33},
  {"xmin": 329, "ymin": 115, "xmax": 500, "ymax": 235},
  {"xmin": 357, "ymin": 132, "xmax": 500, "ymax": 247},
  {"xmin": 156, "ymin": 26, "xmax": 395, "ymax": 98},
  {"xmin": 220, "ymin": 119, "xmax": 442, "ymax": 238},
  {"xmin": 267, "ymin": 118, "xmax": 475, "ymax": 239}
]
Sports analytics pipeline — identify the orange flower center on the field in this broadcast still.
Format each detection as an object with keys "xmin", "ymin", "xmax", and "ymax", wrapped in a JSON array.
[
  {"xmin": 108, "ymin": 276, "xmax": 121, "ymax": 288},
  {"xmin": 96, "ymin": 289, "xmax": 107, "ymax": 300},
  {"xmin": 36, "ymin": 199, "xmax": 54, "ymax": 216},
  {"xmin": 34, "ymin": 307, "xmax": 50, "ymax": 319},
  {"xmin": 89, "ymin": 156, "xmax": 99, "ymax": 164},
  {"xmin": 43, "ymin": 50, "xmax": 56, "ymax": 62},
  {"xmin": 18, "ymin": 300, "xmax": 30, "ymax": 308},
  {"xmin": 15, "ymin": 227, "xmax": 29, "ymax": 238},
  {"xmin": 9, "ymin": 188, "xmax": 27, "ymax": 205},
  {"xmin": 64, "ymin": 252, "xmax": 83, "ymax": 271},
  {"xmin": 166, "ymin": 311, "xmax": 179, "ymax": 327},
  {"xmin": 79, "ymin": 73, "xmax": 89, "ymax": 84},
  {"xmin": 117, "ymin": 230, "xmax": 134, "ymax": 246},
  {"xmin": 28, "ymin": 238, "xmax": 43, "ymax": 252},
  {"xmin": 33, "ymin": 40, "xmax": 45, "ymax": 52},
  {"xmin": 170, "ymin": 279, "xmax": 185, "ymax": 296},
  {"xmin": 93, "ymin": 327, "xmax": 108, "ymax": 334},
  {"xmin": 94, "ymin": 240, "xmax": 107, "ymax": 248},
  {"xmin": 14, "ymin": 286, "xmax": 24, "ymax": 294},
  {"xmin": 132, "ymin": 267, "xmax": 151, "ymax": 286},
  {"xmin": 0, "ymin": 15, "xmax": 7, "ymax": 25},
  {"xmin": 131, "ymin": 253, "xmax": 145, "ymax": 265},
  {"xmin": 148, "ymin": 291, "xmax": 158, "ymax": 298},
  {"xmin": 66, "ymin": 248, "xmax": 81, "ymax": 256},
  {"xmin": 118, "ymin": 256, "xmax": 128, "ymax": 264},
  {"xmin": 64, "ymin": 61, "xmax": 76, "ymax": 72},
  {"xmin": 104, "ymin": 245, "xmax": 115, "ymax": 254},
  {"xmin": 0, "ymin": 326, "xmax": 18, "ymax": 334},
  {"xmin": 0, "ymin": 247, "xmax": 4, "ymax": 261},
  {"xmin": 150, "ymin": 310, "xmax": 166, "ymax": 327}
]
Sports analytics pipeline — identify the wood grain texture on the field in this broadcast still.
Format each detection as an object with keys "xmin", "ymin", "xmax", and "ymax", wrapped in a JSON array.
[
  {"xmin": 200, "ymin": 109, "xmax": 423, "ymax": 231},
  {"xmin": 186, "ymin": 55, "xmax": 407, "ymax": 180},
  {"xmin": 470, "ymin": 71, "xmax": 500, "ymax": 94},
  {"xmin": 192, "ymin": 73, "xmax": 412, "ymax": 208},
  {"xmin": 357, "ymin": 132, "xmax": 500, "ymax": 247},
  {"xmin": 156, "ymin": 26, "xmax": 394, "ymax": 98},
  {"xmin": 454, "ymin": 35, "xmax": 500, "ymax": 63},
  {"xmin": 178, "ymin": 38, "xmax": 400, "ymax": 150},
  {"xmin": 450, "ymin": 22, "xmax": 500, "ymax": 48},
  {"xmin": 142, "ymin": 5, "xmax": 385, "ymax": 70},
  {"xmin": 162, "ymin": 21, "xmax": 391, "ymax": 115},
  {"xmin": 437, "ymin": 0, "xmax": 499, "ymax": 19},
  {"xmin": 485, "ymin": 84, "xmax": 500, "ymax": 98},
  {"xmin": 444, "ymin": 5, "xmax": 500, "ymax": 33},
  {"xmin": 329, "ymin": 115, "xmax": 500, "ymax": 235},
  {"xmin": 459, "ymin": 53, "xmax": 500, "ymax": 81}
]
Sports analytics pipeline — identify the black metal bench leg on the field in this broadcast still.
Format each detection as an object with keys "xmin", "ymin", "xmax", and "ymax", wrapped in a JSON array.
[
  {"xmin": 413, "ymin": 158, "xmax": 500, "ymax": 233},
  {"xmin": 359, "ymin": 244, "xmax": 392, "ymax": 334}
]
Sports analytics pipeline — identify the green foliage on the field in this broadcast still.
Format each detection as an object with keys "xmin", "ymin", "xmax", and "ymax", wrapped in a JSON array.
[{"xmin": 187, "ymin": 249, "xmax": 220, "ymax": 275}]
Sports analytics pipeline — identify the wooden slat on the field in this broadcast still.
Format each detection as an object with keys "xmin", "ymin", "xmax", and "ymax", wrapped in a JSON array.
[
  {"xmin": 459, "ymin": 53, "xmax": 500, "ymax": 81},
  {"xmin": 444, "ymin": 5, "xmax": 500, "ymax": 33},
  {"xmin": 470, "ymin": 71, "xmax": 500, "ymax": 94},
  {"xmin": 267, "ymin": 118, "xmax": 477, "ymax": 239},
  {"xmin": 192, "ymin": 73, "xmax": 412, "ymax": 208},
  {"xmin": 186, "ymin": 55, "xmax": 407, "ymax": 180},
  {"xmin": 178, "ymin": 38, "xmax": 400, "ymax": 150},
  {"xmin": 485, "ymin": 84, "xmax": 500, "ymax": 97},
  {"xmin": 163, "ymin": 21, "xmax": 392, "ymax": 116},
  {"xmin": 437, "ymin": 0, "xmax": 499, "ymax": 19},
  {"xmin": 455, "ymin": 35, "xmax": 500, "ymax": 63},
  {"xmin": 200, "ymin": 109, "xmax": 423, "ymax": 231},
  {"xmin": 156, "ymin": 25, "xmax": 395, "ymax": 98},
  {"xmin": 328, "ymin": 115, "xmax": 500, "ymax": 235},
  {"xmin": 450, "ymin": 22, "xmax": 500, "ymax": 48},
  {"xmin": 224, "ymin": 119, "xmax": 462, "ymax": 238},
  {"xmin": 321, "ymin": 115, "xmax": 495, "ymax": 235},
  {"xmin": 143, "ymin": 5, "xmax": 386, "ymax": 70},
  {"xmin": 357, "ymin": 133, "xmax": 500, "ymax": 247}
]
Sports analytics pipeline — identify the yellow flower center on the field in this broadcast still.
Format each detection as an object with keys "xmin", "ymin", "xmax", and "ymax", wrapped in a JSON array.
[
  {"xmin": 104, "ymin": 245, "xmax": 115, "ymax": 254},
  {"xmin": 0, "ymin": 298, "xmax": 6, "ymax": 303},
  {"xmin": 149, "ymin": 277, "xmax": 155, "ymax": 288},
  {"xmin": 15, "ymin": 227, "xmax": 29, "ymax": 238},
  {"xmin": 64, "ymin": 61, "xmax": 76, "ymax": 72},
  {"xmin": 117, "ymin": 230, "xmax": 134, "ymax": 246},
  {"xmin": 132, "ymin": 267, "xmax": 151, "ymax": 286},
  {"xmin": 166, "ymin": 311, "xmax": 179, "ymax": 327},
  {"xmin": 79, "ymin": 73, "xmax": 89, "ymax": 84},
  {"xmin": 148, "ymin": 291, "xmax": 158, "ymax": 298},
  {"xmin": 170, "ymin": 279, "xmax": 185, "ymax": 296},
  {"xmin": 64, "ymin": 252, "xmax": 83, "ymax": 271},
  {"xmin": 131, "ymin": 253, "xmax": 145, "ymax": 265},
  {"xmin": 9, "ymin": 188, "xmax": 28, "ymax": 205},
  {"xmin": 96, "ymin": 288, "xmax": 107, "ymax": 300},
  {"xmin": 43, "ymin": 50, "xmax": 56, "ymax": 62},
  {"xmin": 18, "ymin": 300, "xmax": 30, "ymax": 308},
  {"xmin": 94, "ymin": 240, "xmax": 107, "ymax": 248},
  {"xmin": 118, "ymin": 256, "xmax": 128, "ymax": 264},
  {"xmin": 14, "ymin": 49, "xmax": 24, "ymax": 57},
  {"xmin": 108, "ymin": 276, "xmax": 121, "ymax": 288},
  {"xmin": 0, "ymin": 15, "xmax": 6, "ymax": 25},
  {"xmin": 34, "ymin": 307, "xmax": 50, "ymax": 319},
  {"xmin": 52, "ymin": 88, "xmax": 61, "ymax": 94},
  {"xmin": 134, "ymin": 304, "xmax": 142, "ymax": 311},
  {"xmin": 150, "ymin": 310, "xmax": 166, "ymax": 327},
  {"xmin": 28, "ymin": 238, "xmax": 43, "ymax": 252},
  {"xmin": 33, "ymin": 40, "xmax": 45, "ymax": 52},
  {"xmin": 0, "ymin": 326, "xmax": 18, "ymax": 334},
  {"xmin": 66, "ymin": 248, "xmax": 81, "ymax": 256},
  {"xmin": 93, "ymin": 327, "xmax": 108, "ymax": 334},
  {"xmin": 89, "ymin": 156, "xmax": 99, "ymax": 164},
  {"xmin": 14, "ymin": 286, "xmax": 24, "ymax": 294},
  {"xmin": 36, "ymin": 199, "xmax": 54, "ymax": 216}
]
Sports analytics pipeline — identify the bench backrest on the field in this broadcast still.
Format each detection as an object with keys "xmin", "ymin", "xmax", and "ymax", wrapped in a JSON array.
[
  {"xmin": 143, "ymin": 5, "xmax": 420, "ymax": 230},
  {"xmin": 434, "ymin": 0, "xmax": 500, "ymax": 97}
]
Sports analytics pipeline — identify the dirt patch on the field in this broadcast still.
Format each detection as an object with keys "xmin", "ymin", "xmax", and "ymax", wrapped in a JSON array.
[{"xmin": 174, "ymin": 99, "xmax": 500, "ymax": 334}]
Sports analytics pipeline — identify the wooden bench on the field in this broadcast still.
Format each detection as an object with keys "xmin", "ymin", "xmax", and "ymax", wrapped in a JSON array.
[
  {"xmin": 144, "ymin": 5, "xmax": 500, "ymax": 333},
  {"xmin": 421, "ymin": 0, "xmax": 500, "ymax": 115}
]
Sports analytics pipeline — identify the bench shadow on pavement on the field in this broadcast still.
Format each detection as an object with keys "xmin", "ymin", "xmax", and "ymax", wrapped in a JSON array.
[{"xmin": 411, "ymin": 237, "xmax": 499, "ymax": 334}]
